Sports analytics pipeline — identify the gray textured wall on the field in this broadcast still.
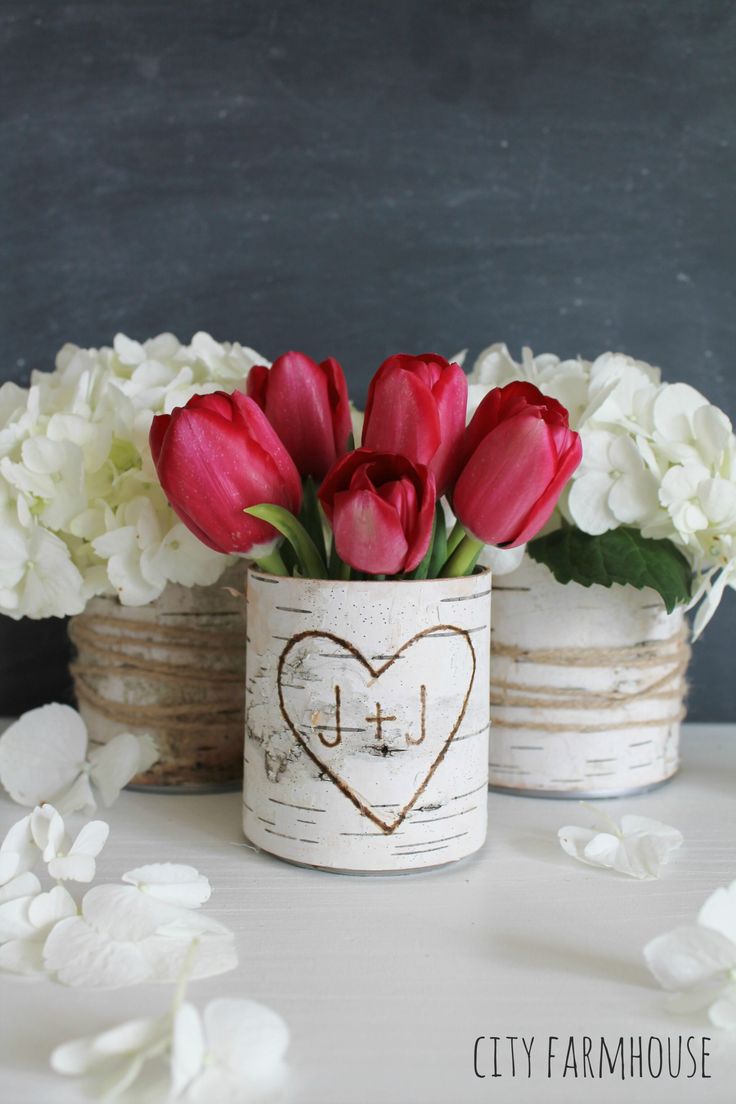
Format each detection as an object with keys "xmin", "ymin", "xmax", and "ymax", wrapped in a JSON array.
[{"xmin": 1, "ymin": 1, "xmax": 734, "ymax": 719}]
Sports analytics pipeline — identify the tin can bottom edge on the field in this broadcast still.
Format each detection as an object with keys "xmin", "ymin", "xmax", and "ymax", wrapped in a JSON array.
[
  {"xmin": 127, "ymin": 780, "xmax": 242, "ymax": 795},
  {"xmin": 488, "ymin": 768, "xmax": 679, "ymax": 801},
  {"xmin": 243, "ymin": 831, "xmax": 487, "ymax": 876}
]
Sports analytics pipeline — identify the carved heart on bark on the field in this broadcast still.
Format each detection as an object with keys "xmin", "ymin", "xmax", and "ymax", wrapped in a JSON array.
[{"xmin": 277, "ymin": 626, "xmax": 476, "ymax": 833}]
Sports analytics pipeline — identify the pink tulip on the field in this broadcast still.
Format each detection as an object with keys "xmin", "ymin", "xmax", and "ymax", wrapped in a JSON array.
[
  {"xmin": 318, "ymin": 448, "xmax": 436, "ymax": 575},
  {"xmin": 452, "ymin": 381, "xmax": 582, "ymax": 547},
  {"xmin": 150, "ymin": 391, "xmax": 302, "ymax": 556},
  {"xmin": 247, "ymin": 351, "xmax": 352, "ymax": 480},
  {"xmin": 361, "ymin": 353, "xmax": 467, "ymax": 494}
]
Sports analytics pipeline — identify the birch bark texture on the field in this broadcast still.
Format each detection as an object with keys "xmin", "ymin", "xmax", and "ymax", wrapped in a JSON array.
[
  {"xmin": 243, "ymin": 568, "xmax": 491, "ymax": 872},
  {"xmin": 69, "ymin": 565, "xmax": 247, "ymax": 790},
  {"xmin": 490, "ymin": 557, "xmax": 689, "ymax": 796}
]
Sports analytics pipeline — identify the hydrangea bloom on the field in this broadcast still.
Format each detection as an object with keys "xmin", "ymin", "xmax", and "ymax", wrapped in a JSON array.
[
  {"xmin": 0, "ymin": 333, "xmax": 267, "ymax": 618},
  {"xmin": 466, "ymin": 343, "xmax": 736, "ymax": 635}
]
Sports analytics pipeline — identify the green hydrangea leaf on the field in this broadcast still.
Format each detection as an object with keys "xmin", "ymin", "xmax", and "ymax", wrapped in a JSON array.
[{"xmin": 527, "ymin": 527, "xmax": 692, "ymax": 613}]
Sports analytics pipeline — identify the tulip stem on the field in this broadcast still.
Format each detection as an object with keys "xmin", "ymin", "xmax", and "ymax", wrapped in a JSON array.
[
  {"xmin": 255, "ymin": 548, "xmax": 289, "ymax": 576},
  {"xmin": 338, "ymin": 560, "xmax": 351, "ymax": 581},
  {"xmin": 245, "ymin": 504, "xmax": 327, "ymax": 579},
  {"xmin": 445, "ymin": 520, "xmax": 466, "ymax": 559},
  {"xmin": 440, "ymin": 534, "xmax": 484, "ymax": 578}
]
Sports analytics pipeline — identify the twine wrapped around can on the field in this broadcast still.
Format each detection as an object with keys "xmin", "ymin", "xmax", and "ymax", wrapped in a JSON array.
[
  {"xmin": 244, "ymin": 567, "xmax": 491, "ymax": 873},
  {"xmin": 69, "ymin": 566, "xmax": 247, "ymax": 790},
  {"xmin": 490, "ymin": 557, "xmax": 690, "ymax": 797}
]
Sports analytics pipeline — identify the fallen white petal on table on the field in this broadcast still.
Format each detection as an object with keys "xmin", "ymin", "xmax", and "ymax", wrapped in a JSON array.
[
  {"xmin": 558, "ymin": 806, "xmax": 683, "ymax": 879},
  {"xmin": 122, "ymin": 863, "xmax": 212, "ymax": 909},
  {"xmin": 0, "ymin": 884, "xmax": 77, "ymax": 977},
  {"xmin": 31, "ymin": 804, "xmax": 109, "ymax": 883},
  {"xmin": 0, "ymin": 703, "xmax": 159, "ymax": 814},
  {"xmin": 645, "ymin": 879, "xmax": 736, "ymax": 1028},
  {"xmin": 51, "ymin": 1010, "xmax": 172, "ymax": 1100},
  {"xmin": 43, "ymin": 881, "xmax": 237, "ymax": 988},
  {"xmin": 0, "ymin": 813, "xmax": 37, "ymax": 884},
  {"xmin": 172, "ymin": 998, "xmax": 290, "ymax": 1104}
]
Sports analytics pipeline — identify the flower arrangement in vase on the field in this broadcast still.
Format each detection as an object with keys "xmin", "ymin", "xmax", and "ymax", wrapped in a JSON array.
[
  {"xmin": 0, "ymin": 333, "xmax": 266, "ymax": 788},
  {"xmin": 151, "ymin": 351, "xmax": 581, "ymax": 871},
  {"xmin": 464, "ymin": 343, "xmax": 736, "ymax": 797}
]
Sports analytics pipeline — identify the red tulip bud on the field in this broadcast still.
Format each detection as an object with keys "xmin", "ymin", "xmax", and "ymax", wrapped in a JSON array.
[
  {"xmin": 452, "ymin": 381, "xmax": 582, "ymax": 547},
  {"xmin": 247, "ymin": 351, "xmax": 352, "ymax": 480},
  {"xmin": 318, "ymin": 448, "xmax": 436, "ymax": 575},
  {"xmin": 361, "ymin": 353, "xmax": 467, "ymax": 494},
  {"xmin": 150, "ymin": 391, "xmax": 302, "ymax": 556}
]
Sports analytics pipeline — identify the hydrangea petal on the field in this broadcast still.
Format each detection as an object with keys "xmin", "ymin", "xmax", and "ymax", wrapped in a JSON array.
[
  {"xmin": 203, "ymin": 998, "xmax": 290, "ymax": 1077},
  {"xmin": 30, "ymin": 805, "xmax": 66, "ymax": 861},
  {"xmin": 43, "ymin": 915, "xmax": 152, "ymax": 988},
  {"xmin": 82, "ymin": 884, "xmax": 161, "ymax": 941},
  {"xmin": 0, "ymin": 704, "xmax": 87, "ymax": 806},
  {"xmin": 709, "ymin": 984, "xmax": 736, "ymax": 1029},
  {"xmin": 0, "ymin": 936, "xmax": 46, "ymax": 975},
  {"xmin": 644, "ymin": 925, "xmax": 736, "ymax": 991},
  {"xmin": 559, "ymin": 812, "xmax": 682, "ymax": 879},
  {"xmin": 141, "ymin": 930, "xmax": 237, "ymax": 983},
  {"xmin": 0, "ymin": 871, "xmax": 41, "ymax": 905},
  {"xmin": 28, "ymin": 885, "xmax": 77, "ymax": 931},
  {"xmin": 697, "ymin": 882, "xmax": 736, "ymax": 944},
  {"xmin": 0, "ymin": 814, "xmax": 36, "ymax": 881},
  {"xmin": 88, "ymin": 733, "xmax": 159, "ymax": 806},
  {"xmin": 53, "ymin": 771, "xmax": 97, "ymax": 817},
  {"xmin": 567, "ymin": 471, "xmax": 617, "ymax": 534},
  {"xmin": 122, "ymin": 863, "xmax": 211, "ymax": 909},
  {"xmin": 171, "ymin": 1002, "xmax": 206, "ymax": 1096}
]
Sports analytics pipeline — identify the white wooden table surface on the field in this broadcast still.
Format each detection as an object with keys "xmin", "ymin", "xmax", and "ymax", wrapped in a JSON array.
[{"xmin": 1, "ymin": 724, "xmax": 735, "ymax": 1104}]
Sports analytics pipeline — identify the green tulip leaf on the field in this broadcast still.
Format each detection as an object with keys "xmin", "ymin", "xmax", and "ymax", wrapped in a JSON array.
[
  {"xmin": 527, "ymin": 526, "xmax": 692, "ymax": 613},
  {"xmin": 245, "ymin": 504, "xmax": 327, "ymax": 579},
  {"xmin": 428, "ymin": 503, "xmax": 448, "ymax": 580},
  {"xmin": 410, "ymin": 512, "xmax": 435, "ymax": 580},
  {"xmin": 299, "ymin": 476, "xmax": 328, "ymax": 565}
]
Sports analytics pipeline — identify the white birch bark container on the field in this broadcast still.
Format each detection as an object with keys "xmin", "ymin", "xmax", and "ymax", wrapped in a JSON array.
[
  {"xmin": 244, "ymin": 567, "xmax": 491, "ymax": 873},
  {"xmin": 490, "ymin": 557, "xmax": 690, "ymax": 797},
  {"xmin": 69, "ymin": 566, "xmax": 247, "ymax": 791}
]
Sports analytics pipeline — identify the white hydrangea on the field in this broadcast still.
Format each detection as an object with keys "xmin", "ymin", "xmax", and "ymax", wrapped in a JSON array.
[
  {"xmin": 0, "ymin": 332, "xmax": 268, "ymax": 618},
  {"xmin": 466, "ymin": 343, "xmax": 736, "ymax": 635}
]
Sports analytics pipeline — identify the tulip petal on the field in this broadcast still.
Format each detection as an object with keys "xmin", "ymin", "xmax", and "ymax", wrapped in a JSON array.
[
  {"xmin": 426, "ymin": 364, "xmax": 468, "ymax": 492},
  {"xmin": 332, "ymin": 489, "xmax": 409, "ymax": 575},
  {"xmin": 261, "ymin": 352, "xmax": 340, "ymax": 479},
  {"xmin": 155, "ymin": 401, "xmax": 300, "ymax": 554},
  {"xmin": 148, "ymin": 413, "xmax": 170, "ymax": 466},
  {"xmin": 453, "ymin": 414, "xmax": 557, "ymax": 545},
  {"xmin": 321, "ymin": 356, "xmax": 353, "ymax": 458},
  {"xmin": 363, "ymin": 368, "xmax": 442, "ymax": 470},
  {"xmin": 509, "ymin": 433, "xmax": 583, "ymax": 546}
]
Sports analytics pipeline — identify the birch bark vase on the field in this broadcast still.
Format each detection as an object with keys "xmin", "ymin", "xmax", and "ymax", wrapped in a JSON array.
[
  {"xmin": 244, "ymin": 567, "xmax": 491, "ymax": 873},
  {"xmin": 69, "ymin": 566, "xmax": 247, "ymax": 790},
  {"xmin": 490, "ymin": 557, "xmax": 690, "ymax": 797}
]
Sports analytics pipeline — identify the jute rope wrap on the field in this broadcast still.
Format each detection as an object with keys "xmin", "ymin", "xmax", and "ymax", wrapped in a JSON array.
[
  {"xmin": 487, "ymin": 556, "xmax": 691, "ymax": 795},
  {"xmin": 490, "ymin": 627, "xmax": 690, "ymax": 732},
  {"xmin": 69, "ymin": 577, "xmax": 246, "ymax": 788}
]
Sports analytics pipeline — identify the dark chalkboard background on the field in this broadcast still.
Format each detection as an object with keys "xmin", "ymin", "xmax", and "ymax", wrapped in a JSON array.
[{"xmin": 1, "ymin": 1, "xmax": 735, "ymax": 719}]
